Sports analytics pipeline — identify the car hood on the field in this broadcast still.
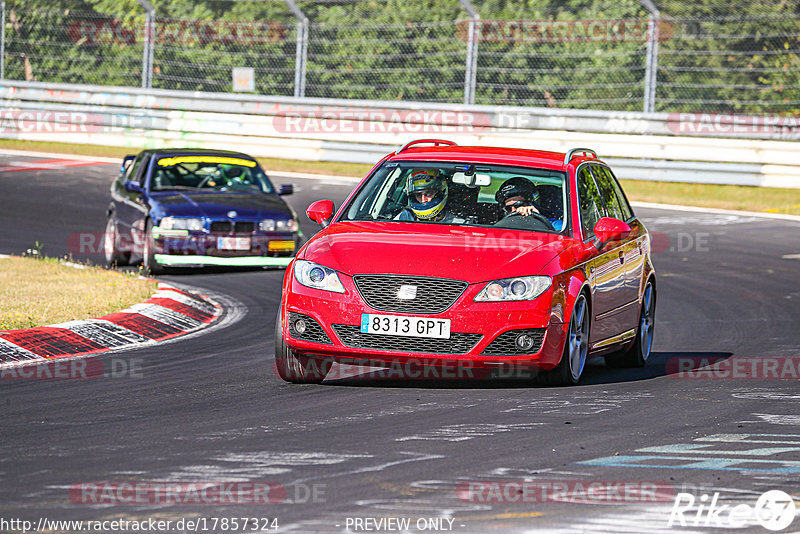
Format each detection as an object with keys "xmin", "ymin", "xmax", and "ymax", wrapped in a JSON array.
[
  {"xmin": 149, "ymin": 191, "xmax": 290, "ymax": 219},
  {"xmin": 301, "ymin": 221, "xmax": 573, "ymax": 283}
]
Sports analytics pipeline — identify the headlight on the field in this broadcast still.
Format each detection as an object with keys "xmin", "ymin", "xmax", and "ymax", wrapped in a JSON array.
[
  {"xmin": 260, "ymin": 219, "xmax": 298, "ymax": 232},
  {"xmin": 159, "ymin": 217, "xmax": 204, "ymax": 231},
  {"xmin": 293, "ymin": 260, "xmax": 345, "ymax": 293},
  {"xmin": 474, "ymin": 276, "xmax": 551, "ymax": 302}
]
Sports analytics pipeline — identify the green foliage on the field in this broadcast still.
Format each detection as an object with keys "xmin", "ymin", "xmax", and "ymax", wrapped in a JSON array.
[{"xmin": 4, "ymin": 0, "xmax": 799, "ymax": 113}]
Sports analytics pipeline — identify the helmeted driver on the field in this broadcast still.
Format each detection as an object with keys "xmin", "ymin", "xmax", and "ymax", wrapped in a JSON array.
[
  {"xmin": 495, "ymin": 176, "xmax": 541, "ymax": 217},
  {"xmin": 495, "ymin": 176, "xmax": 563, "ymax": 230},
  {"xmin": 397, "ymin": 169, "xmax": 464, "ymax": 223}
]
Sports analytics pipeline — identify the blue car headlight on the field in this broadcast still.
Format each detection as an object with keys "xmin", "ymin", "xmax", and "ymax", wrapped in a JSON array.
[
  {"xmin": 260, "ymin": 218, "xmax": 298, "ymax": 232},
  {"xmin": 160, "ymin": 217, "xmax": 204, "ymax": 231},
  {"xmin": 293, "ymin": 260, "xmax": 345, "ymax": 293},
  {"xmin": 474, "ymin": 276, "xmax": 551, "ymax": 302}
]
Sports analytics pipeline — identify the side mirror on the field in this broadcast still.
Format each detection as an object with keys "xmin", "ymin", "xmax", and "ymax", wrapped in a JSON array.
[
  {"xmin": 279, "ymin": 184, "xmax": 293, "ymax": 196},
  {"xmin": 124, "ymin": 180, "xmax": 142, "ymax": 194},
  {"xmin": 306, "ymin": 199, "xmax": 335, "ymax": 227},
  {"xmin": 121, "ymin": 155, "xmax": 136, "ymax": 174},
  {"xmin": 593, "ymin": 217, "xmax": 631, "ymax": 247}
]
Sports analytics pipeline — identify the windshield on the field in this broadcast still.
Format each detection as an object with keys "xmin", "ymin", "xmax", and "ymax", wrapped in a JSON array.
[
  {"xmin": 342, "ymin": 161, "xmax": 568, "ymax": 233},
  {"xmin": 150, "ymin": 155, "xmax": 275, "ymax": 194}
]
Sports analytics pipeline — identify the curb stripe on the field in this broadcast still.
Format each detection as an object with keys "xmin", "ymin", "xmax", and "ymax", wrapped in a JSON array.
[
  {"xmin": 0, "ymin": 159, "xmax": 106, "ymax": 173},
  {"xmin": 53, "ymin": 319, "xmax": 152, "ymax": 348},
  {"xmin": 126, "ymin": 303, "xmax": 203, "ymax": 331},
  {"xmin": 150, "ymin": 290, "xmax": 217, "ymax": 314},
  {"xmin": 0, "ymin": 327, "xmax": 108, "ymax": 358},
  {"xmin": 0, "ymin": 283, "xmax": 223, "ymax": 369},
  {"xmin": 101, "ymin": 313, "xmax": 185, "ymax": 341},
  {"xmin": 0, "ymin": 338, "xmax": 43, "ymax": 364},
  {"xmin": 146, "ymin": 298, "xmax": 214, "ymax": 322}
]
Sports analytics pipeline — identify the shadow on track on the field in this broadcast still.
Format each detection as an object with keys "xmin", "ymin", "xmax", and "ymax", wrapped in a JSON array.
[{"xmin": 301, "ymin": 351, "xmax": 734, "ymax": 389}]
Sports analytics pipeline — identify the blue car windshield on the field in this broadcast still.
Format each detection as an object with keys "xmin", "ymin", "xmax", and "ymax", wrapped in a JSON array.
[
  {"xmin": 342, "ymin": 161, "xmax": 569, "ymax": 234},
  {"xmin": 150, "ymin": 156, "xmax": 275, "ymax": 194}
]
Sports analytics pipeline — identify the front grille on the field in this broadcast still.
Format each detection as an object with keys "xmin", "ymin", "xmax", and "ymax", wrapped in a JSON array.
[
  {"xmin": 235, "ymin": 221, "xmax": 255, "ymax": 233},
  {"xmin": 332, "ymin": 324, "xmax": 481, "ymax": 354},
  {"xmin": 288, "ymin": 313, "xmax": 332, "ymax": 344},
  {"xmin": 209, "ymin": 221, "xmax": 255, "ymax": 233},
  {"xmin": 353, "ymin": 275, "xmax": 467, "ymax": 314},
  {"xmin": 210, "ymin": 221, "xmax": 231, "ymax": 233},
  {"xmin": 481, "ymin": 328, "xmax": 546, "ymax": 355}
]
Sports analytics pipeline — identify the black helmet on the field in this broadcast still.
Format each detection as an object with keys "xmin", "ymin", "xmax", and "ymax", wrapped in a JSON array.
[{"xmin": 495, "ymin": 176, "xmax": 538, "ymax": 205}]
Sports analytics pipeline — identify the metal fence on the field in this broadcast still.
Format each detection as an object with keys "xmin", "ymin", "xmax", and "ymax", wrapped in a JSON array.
[{"xmin": 3, "ymin": 0, "xmax": 799, "ymax": 113}]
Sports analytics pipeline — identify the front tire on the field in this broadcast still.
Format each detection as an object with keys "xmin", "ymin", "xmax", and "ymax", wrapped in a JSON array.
[
  {"xmin": 605, "ymin": 280, "xmax": 655, "ymax": 368},
  {"xmin": 104, "ymin": 215, "xmax": 129, "ymax": 267},
  {"xmin": 273, "ymin": 308, "xmax": 331, "ymax": 384},
  {"xmin": 540, "ymin": 293, "xmax": 589, "ymax": 386},
  {"xmin": 142, "ymin": 219, "xmax": 163, "ymax": 275}
]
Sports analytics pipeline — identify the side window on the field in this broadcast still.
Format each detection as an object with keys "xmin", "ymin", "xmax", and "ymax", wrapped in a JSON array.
[
  {"xmin": 121, "ymin": 155, "xmax": 142, "ymax": 184},
  {"xmin": 603, "ymin": 167, "xmax": 634, "ymax": 221},
  {"xmin": 577, "ymin": 167, "xmax": 603, "ymax": 240},
  {"xmin": 590, "ymin": 166, "xmax": 627, "ymax": 221},
  {"xmin": 134, "ymin": 155, "xmax": 152, "ymax": 186}
]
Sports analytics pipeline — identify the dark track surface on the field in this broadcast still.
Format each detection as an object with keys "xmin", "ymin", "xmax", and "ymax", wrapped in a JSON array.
[{"xmin": 1, "ymin": 154, "xmax": 800, "ymax": 533}]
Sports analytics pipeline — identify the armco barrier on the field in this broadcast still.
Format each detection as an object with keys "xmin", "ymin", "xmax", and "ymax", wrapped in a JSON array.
[{"xmin": 0, "ymin": 80, "xmax": 798, "ymax": 188}]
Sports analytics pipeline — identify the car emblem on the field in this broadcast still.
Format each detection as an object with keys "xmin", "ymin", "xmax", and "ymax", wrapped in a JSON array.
[
  {"xmin": 397, "ymin": 285, "xmax": 418, "ymax": 300},
  {"xmin": 227, "ymin": 210, "xmax": 237, "ymax": 218}
]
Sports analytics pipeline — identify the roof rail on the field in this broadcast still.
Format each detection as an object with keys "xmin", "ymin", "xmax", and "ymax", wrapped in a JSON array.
[
  {"xmin": 396, "ymin": 139, "xmax": 457, "ymax": 154},
  {"xmin": 564, "ymin": 148, "xmax": 598, "ymax": 165}
]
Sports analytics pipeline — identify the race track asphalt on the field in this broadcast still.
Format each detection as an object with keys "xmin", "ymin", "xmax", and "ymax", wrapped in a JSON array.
[{"xmin": 1, "ymin": 154, "xmax": 799, "ymax": 533}]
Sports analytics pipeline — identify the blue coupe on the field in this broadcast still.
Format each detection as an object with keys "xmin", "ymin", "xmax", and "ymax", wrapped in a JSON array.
[{"xmin": 105, "ymin": 148, "xmax": 301, "ymax": 273}]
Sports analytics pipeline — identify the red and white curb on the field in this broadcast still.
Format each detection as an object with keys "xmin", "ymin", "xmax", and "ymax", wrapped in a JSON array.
[{"xmin": 0, "ymin": 282, "xmax": 222, "ymax": 369}]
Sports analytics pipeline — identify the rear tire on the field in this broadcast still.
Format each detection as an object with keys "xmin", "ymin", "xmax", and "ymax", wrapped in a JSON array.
[
  {"xmin": 142, "ymin": 219, "xmax": 163, "ymax": 275},
  {"xmin": 605, "ymin": 280, "xmax": 656, "ymax": 368},
  {"xmin": 539, "ymin": 293, "xmax": 589, "ymax": 386},
  {"xmin": 274, "ymin": 308, "xmax": 331, "ymax": 384},
  {"xmin": 104, "ymin": 214, "xmax": 129, "ymax": 267}
]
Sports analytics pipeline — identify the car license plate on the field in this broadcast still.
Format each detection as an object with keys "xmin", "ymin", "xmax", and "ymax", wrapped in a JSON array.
[
  {"xmin": 217, "ymin": 236, "xmax": 251, "ymax": 251},
  {"xmin": 360, "ymin": 314, "xmax": 450, "ymax": 339},
  {"xmin": 268, "ymin": 240, "xmax": 295, "ymax": 252}
]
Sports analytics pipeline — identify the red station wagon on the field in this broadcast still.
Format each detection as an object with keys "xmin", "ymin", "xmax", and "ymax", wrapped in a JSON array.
[{"xmin": 275, "ymin": 140, "xmax": 656, "ymax": 386}]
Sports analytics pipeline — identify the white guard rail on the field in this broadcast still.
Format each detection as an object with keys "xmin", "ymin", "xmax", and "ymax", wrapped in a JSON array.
[{"xmin": 0, "ymin": 80, "xmax": 798, "ymax": 188}]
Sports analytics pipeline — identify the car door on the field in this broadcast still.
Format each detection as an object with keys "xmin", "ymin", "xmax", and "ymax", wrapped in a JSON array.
[
  {"xmin": 577, "ymin": 166, "xmax": 629, "ymax": 345},
  {"xmin": 120, "ymin": 154, "xmax": 153, "ymax": 257},
  {"xmin": 590, "ymin": 165, "xmax": 642, "ymax": 330}
]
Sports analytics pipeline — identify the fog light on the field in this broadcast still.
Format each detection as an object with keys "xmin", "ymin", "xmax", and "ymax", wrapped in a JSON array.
[
  {"xmin": 515, "ymin": 334, "xmax": 535, "ymax": 351},
  {"xmin": 294, "ymin": 319, "xmax": 307, "ymax": 334}
]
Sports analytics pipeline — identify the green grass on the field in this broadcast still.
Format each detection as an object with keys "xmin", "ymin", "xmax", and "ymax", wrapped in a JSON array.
[
  {"xmin": 0, "ymin": 255, "xmax": 157, "ymax": 330},
  {"xmin": 2, "ymin": 138, "xmax": 799, "ymax": 215}
]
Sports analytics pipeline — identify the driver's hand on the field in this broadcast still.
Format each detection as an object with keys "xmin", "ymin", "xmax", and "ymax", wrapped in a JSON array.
[{"xmin": 516, "ymin": 205, "xmax": 540, "ymax": 216}]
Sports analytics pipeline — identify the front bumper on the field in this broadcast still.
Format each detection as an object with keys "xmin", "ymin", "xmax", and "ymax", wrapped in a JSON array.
[
  {"xmin": 155, "ymin": 254, "xmax": 292, "ymax": 267},
  {"xmin": 282, "ymin": 271, "xmax": 567, "ymax": 371},
  {"xmin": 152, "ymin": 229, "xmax": 297, "ymax": 267}
]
